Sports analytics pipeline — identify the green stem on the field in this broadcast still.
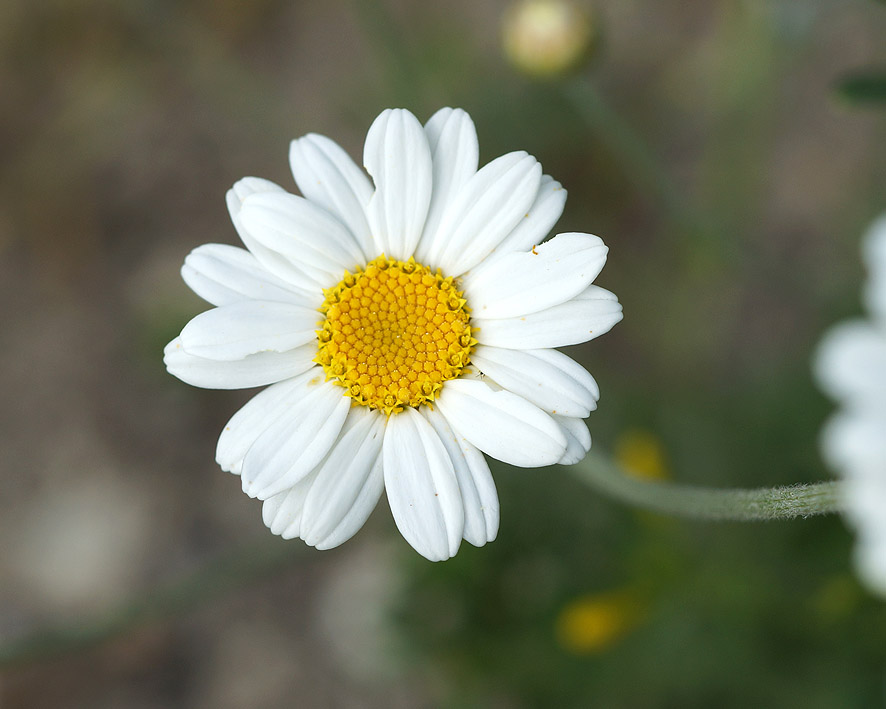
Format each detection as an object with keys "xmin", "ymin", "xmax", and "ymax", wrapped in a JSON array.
[
  {"xmin": 562, "ymin": 77, "xmax": 687, "ymax": 219},
  {"xmin": 347, "ymin": 0, "xmax": 426, "ymax": 106},
  {"xmin": 572, "ymin": 451, "xmax": 843, "ymax": 520},
  {"xmin": 0, "ymin": 537, "xmax": 304, "ymax": 670},
  {"xmin": 561, "ymin": 76, "xmax": 719, "ymax": 260}
]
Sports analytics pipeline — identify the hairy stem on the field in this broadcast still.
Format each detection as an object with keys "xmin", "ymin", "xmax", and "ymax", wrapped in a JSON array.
[
  {"xmin": 562, "ymin": 77, "xmax": 688, "ymax": 220},
  {"xmin": 572, "ymin": 451, "xmax": 843, "ymax": 520}
]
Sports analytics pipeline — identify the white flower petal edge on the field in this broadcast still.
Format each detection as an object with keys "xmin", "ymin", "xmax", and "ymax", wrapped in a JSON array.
[
  {"xmin": 261, "ymin": 472, "xmax": 312, "ymax": 539},
  {"xmin": 303, "ymin": 414, "xmax": 386, "ymax": 550},
  {"xmin": 240, "ymin": 373, "xmax": 351, "ymax": 500},
  {"xmin": 468, "ymin": 175, "xmax": 567, "ymax": 276},
  {"xmin": 856, "ymin": 540, "xmax": 886, "ymax": 595},
  {"xmin": 435, "ymin": 378, "xmax": 567, "ymax": 467},
  {"xmin": 182, "ymin": 244, "xmax": 314, "ymax": 307},
  {"xmin": 863, "ymin": 214, "xmax": 886, "ymax": 320},
  {"xmin": 263, "ymin": 453, "xmax": 386, "ymax": 548},
  {"xmin": 179, "ymin": 300, "xmax": 319, "ymax": 361},
  {"xmin": 821, "ymin": 411, "xmax": 886, "ymax": 472},
  {"xmin": 164, "ymin": 338, "xmax": 316, "ymax": 390},
  {"xmin": 814, "ymin": 211, "xmax": 886, "ymax": 595},
  {"xmin": 262, "ymin": 407, "xmax": 386, "ymax": 549},
  {"xmin": 815, "ymin": 321, "xmax": 886, "ymax": 406},
  {"xmin": 226, "ymin": 177, "xmax": 320, "ymax": 294},
  {"xmin": 839, "ymin": 434, "xmax": 886, "ymax": 593},
  {"xmin": 364, "ymin": 108, "xmax": 433, "ymax": 261},
  {"xmin": 462, "ymin": 232, "xmax": 608, "ymax": 319},
  {"xmin": 554, "ymin": 415, "xmax": 592, "ymax": 465},
  {"xmin": 415, "ymin": 108, "xmax": 479, "ymax": 263},
  {"xmin": 289, "ymin": 132, "xmax": 375, "ymax": 261},
  {"xmin": 423, "ymin": 406, "xmax": 499, "ymax": 547},
  {"xmin": 470, "ymin": 345, "xmax": 599, "ymax": 417},
  {"xmin": 383, "ymin": 408, "xmax": 464, "ymax": 562},
  {"xmin": 239, "ymin": 191, "xmax": 365, "ymax": 289},
  {"xmin": 216, "ymin": 376, "xmax": 311, "ymax": 474},
  {"xmin": 427, "ymin": 151, "xmax": 542, "ymax": 276},
  {"xmin": 472, "ymin": 284, "xmax": 624, "ymax": 350}
]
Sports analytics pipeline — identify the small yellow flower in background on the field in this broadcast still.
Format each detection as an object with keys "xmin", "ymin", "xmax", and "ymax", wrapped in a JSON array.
[
  {"xmin": 556, "ymin": 589, "xmax": 644, "ymax": 654},
  {"xmin": 810, "ymin": 575, "xmax": 864, "ymax": 625},
  {"xmin": 502, "ymin": 0, "xmax": 597, "ymax": 79},
  {"xmin": 615, "ymin": 429, "xmax": 670, "ymax": 481}
]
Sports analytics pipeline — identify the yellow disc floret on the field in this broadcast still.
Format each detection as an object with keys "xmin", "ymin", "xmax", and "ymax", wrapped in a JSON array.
[{"xmin": 315, "ymin": 255, "xmax": 476, "ymax": 415}]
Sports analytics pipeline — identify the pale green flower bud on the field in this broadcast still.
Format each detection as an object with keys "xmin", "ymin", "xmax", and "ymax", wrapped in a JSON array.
[{"xmin": 502, "ymin": 0, "xmax": 597, "ymax": 78}]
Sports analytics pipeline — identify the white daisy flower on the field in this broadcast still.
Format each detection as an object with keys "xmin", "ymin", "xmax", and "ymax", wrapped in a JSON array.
[
  {"xmin": 815, "ymin": 214, "xmax": 886, "ymax": 593},
  {"xmin": 164, "ymin": 108, "xmax": 622, "ymax": 561}
]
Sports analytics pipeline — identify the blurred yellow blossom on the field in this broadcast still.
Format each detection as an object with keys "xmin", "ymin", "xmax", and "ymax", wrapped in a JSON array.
[
  {"xmin": 556, "ymin": 590, "xmax": 644, "ymax": 653},
  {"xmin": 615, "ymin": 429, "xmax": 670, "ymax": 481},
  {"xmin": 502, "ymin": 0, "xmax": 597, "ymax": 78},
  {"xmin": 810, "ymin": 575, "xmax": 864, "ymax": 625}
]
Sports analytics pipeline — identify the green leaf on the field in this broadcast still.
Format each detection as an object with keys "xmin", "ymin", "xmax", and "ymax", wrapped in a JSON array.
[{"xmin": 836, "ymin": 71, "xmax": 886, "ymax": 105}]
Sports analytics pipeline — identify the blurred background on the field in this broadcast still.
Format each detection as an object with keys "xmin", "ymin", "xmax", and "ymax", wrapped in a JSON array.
[{"xmin": 1, "ymin": 0, "xmax": 885, "ymax": 706}]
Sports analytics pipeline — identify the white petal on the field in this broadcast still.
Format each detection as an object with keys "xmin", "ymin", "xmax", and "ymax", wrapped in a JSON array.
[
  {"xmin": 473, "ymin": 285, "xmax": 623, "ymax": 349},
  {"xmin": 179, "ymin": 301, "xmax": 319, "ymax": 361},
  {"xmin": 863, "ymin": 213, "xmax": 886, "ymax": 322},
  {"xmin": 854, "ymin": 539, "xmax": 886, "ymax": 596},
  {"xmin": 422, "ymin": 406, "xmax": 499, "ymax": 547},
  {"xmin": 469, "ymin": 175, "xmax": 567, "ymax": 274},
  {"xmin": 181, "ymin": 244, "xmax": 315, "ymax": 307},
  {"xmin": 462, "ymin": 232, "xmax": 608, "ymax": 319},
  {"xmin": 164, "ymin": 337, "xmax": 315, "ymax": 390},
  {"xmin": 363, "ymin": 108, "xmax": 433, "ymax": 260},
  {"xmin": 300, "ymin": 407, "xmax": 386, "ymax": 548},
  {"xmin": 428, "ymin": 151, "xmax": 542, "ymax": 276},
  {"xmin": 316, "ymin": 455, "xmax": 385, "ymax": 550},
  {"xmin": 866, "ymin": 276, "xmax": 886, "ymax": 326},
  {"xmin": 844, "ymin": 467, "xmax": 886, "ymax": 527},
  {"xmin": 554, "ymin": 415, "xmax": 592, "ymax": 465},
  {"xmin": 470, "ymin": 346, "xmax": 598, "ymax": 417},
  {"xmin": 414, "ymin": 108, "xmax": 479, "ymax": 263},
  {"xmin": 383, "ymin": 407, "xmax": 464, "ymax": 561},
  {"xmin": 262, "ymin": 408, "xmax": 386, "ymax": 546},
  {"xmin": 289, "ymin": 133, "xmax": 376, "ymax": 261},
  {"xmin": 262, "ymin": 472, "xmax": 315, "ymax": 539},
  {"xmin": 239, "ymin": 192, "xmax": 365, "ymax": 288},
  {"xmin": 814, "ymin": 321, "xmax": 886, "ymax": 406},
  {"xmin": 435, "ymin": 378, "xmax": 567, "ymax": 467},
  {"xmin": 863, "ymin": 214, "xmax": 886, "ymax": 268},
  {"xmin": 261, "ymin": 490, "xmax": 285, "ymax": 531},
  {"xmin": 241, "ymin": 377, "xmax": 350, "ymax": 499},
  {"xmin": 821, "ymin": 411, "xmax": 886, "ymax": 471},
  {"xmin": 216, "ymin": 374, "xmax": 314, "ymax": 474},
  {"xmin": 227, "ymin": 178, "xmax": 317, "ymax": 291}
]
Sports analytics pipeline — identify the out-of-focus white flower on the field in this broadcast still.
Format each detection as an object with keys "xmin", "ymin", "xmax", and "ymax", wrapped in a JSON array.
[
  {"xmin": 164, "ymin": 108, "xmax": 622, "ymax": 561},
  {"xmin": 502, "ymin": 0, "xmax": 597, "ymax": 78},
  {"xmin": 815, "ymin": 214, "xmax": 886, "ymax": 594}
]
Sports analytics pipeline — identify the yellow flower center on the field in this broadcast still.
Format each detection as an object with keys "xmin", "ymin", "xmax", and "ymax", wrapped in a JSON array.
[{"xmin": 315, "ymin": 255, "xmax": 475, "ymax": 415}]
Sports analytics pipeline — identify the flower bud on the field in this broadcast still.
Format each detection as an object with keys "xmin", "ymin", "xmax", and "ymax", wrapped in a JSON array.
[{"xmin": 502, "ymin": 0, "xmax": 597, "ymax": 78}]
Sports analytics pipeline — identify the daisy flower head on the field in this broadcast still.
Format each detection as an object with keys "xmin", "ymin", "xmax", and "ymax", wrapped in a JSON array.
[
  {"xmin": 815, "ymin": 214, "xmax": 886, "ymax": 593},
  {"xmin": 164, "ymin": 108, "xmax": 623, "ymax": 561}
]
